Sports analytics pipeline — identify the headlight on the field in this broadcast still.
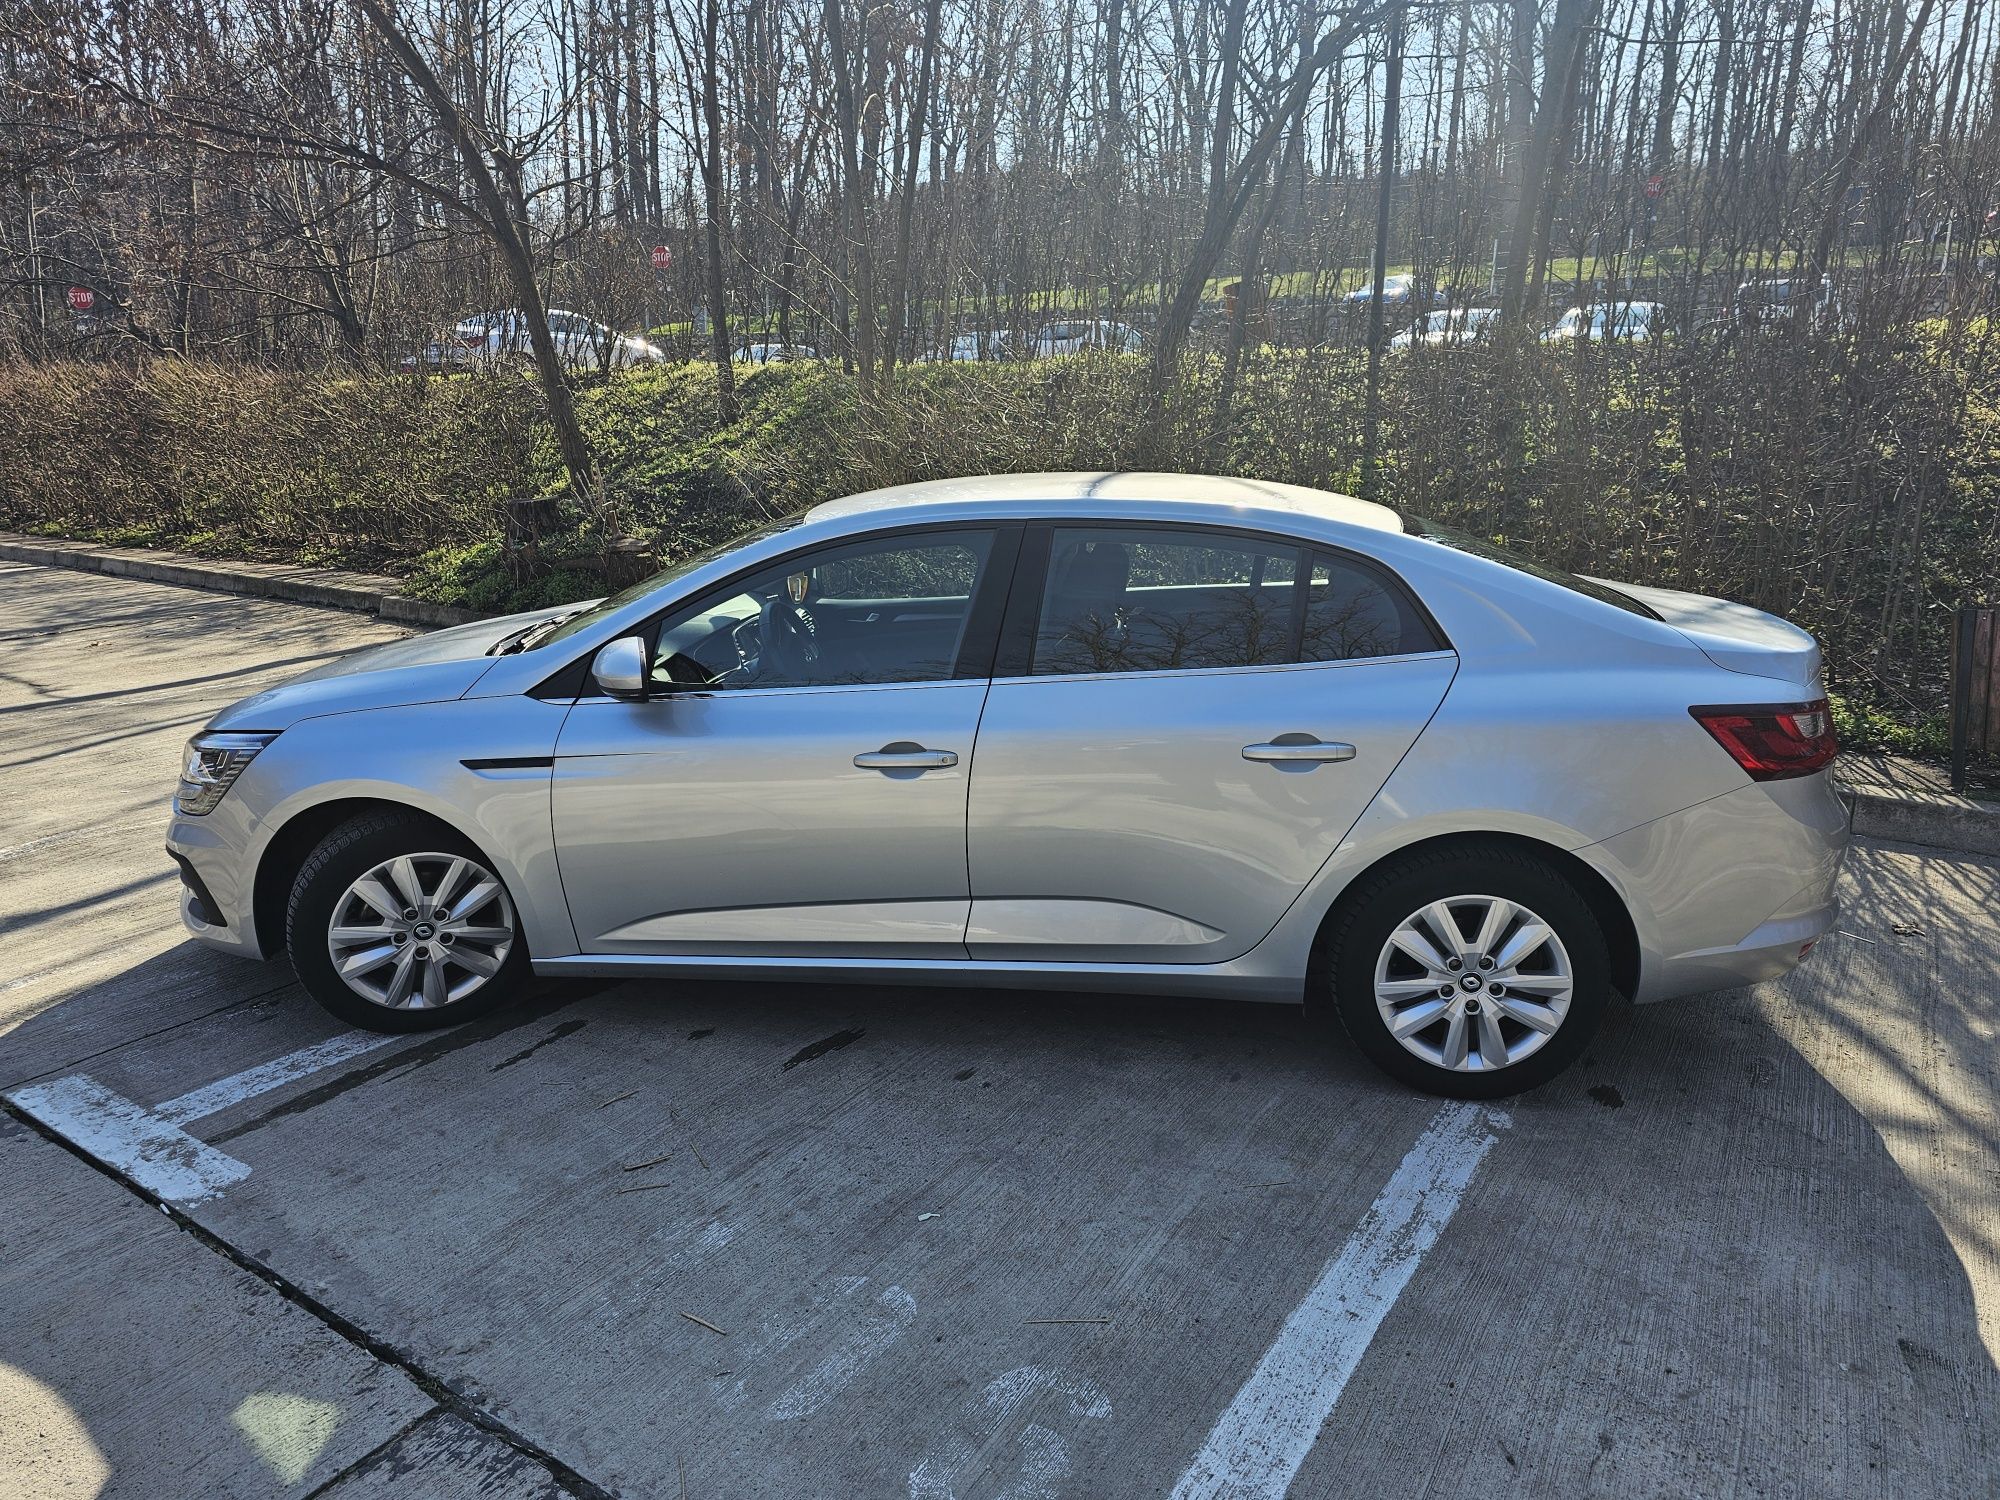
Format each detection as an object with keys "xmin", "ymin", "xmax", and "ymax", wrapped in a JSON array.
[{"xmin": 176, "ymin": 731, "xmax": 277, "ymax": 816}]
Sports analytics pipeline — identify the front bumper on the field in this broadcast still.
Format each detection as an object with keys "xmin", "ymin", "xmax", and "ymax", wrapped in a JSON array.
[{"xmin": 167, "ymin": 809, "xmax": 268, "ymax": 959}]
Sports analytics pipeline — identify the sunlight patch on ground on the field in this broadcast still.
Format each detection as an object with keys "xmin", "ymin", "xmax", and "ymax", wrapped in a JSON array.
[
  {"xmin": 231, "ymin": 1392, "xmax": 342, "ymax": 1486},
  {"xmin": 0, "ymin": 1363, "xmax": 109, "ymax": 1499}
]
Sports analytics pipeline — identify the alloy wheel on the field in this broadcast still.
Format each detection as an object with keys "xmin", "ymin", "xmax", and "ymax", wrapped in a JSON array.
[
  {"xmin": 325, "ymin": 852, "xmax": 515, "ymax": 1010},
  {"xmin": 1372, "ymin": 893, "xmax": 1574, "ymax": 1073}
]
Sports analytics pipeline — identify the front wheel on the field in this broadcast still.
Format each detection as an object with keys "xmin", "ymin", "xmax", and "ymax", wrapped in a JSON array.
[
  {"xmin": 1318, "ymin": 844, "xmax": 1611, "ymax": 1098},
  {"xmin": 287, "ymin": 811, "xmax": 529, "ymax": 1032}
]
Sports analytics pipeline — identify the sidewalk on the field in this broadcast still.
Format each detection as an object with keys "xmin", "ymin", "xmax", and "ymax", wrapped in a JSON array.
[
  {"xmin": 0, "ymin": 531, "xmax": 483, "ymax": 629},
  {"xmin": 1837, "ymin": 750, "xmax": 2000, "ymax": 857}
]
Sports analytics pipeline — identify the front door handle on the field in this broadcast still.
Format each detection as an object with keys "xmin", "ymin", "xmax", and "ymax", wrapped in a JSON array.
[
  {"xmin": 854, "ymin": 744, "xmax": 959, "ymax": 770},
  {"xmin": 1243, "ymin": 737, "xmax": 1357, "ymax": 764}
]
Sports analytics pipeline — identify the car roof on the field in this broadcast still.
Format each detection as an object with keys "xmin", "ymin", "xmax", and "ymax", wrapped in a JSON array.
[{"xmin": 803, "ymin": 472, "xmax": 1405, "ymax": 535}]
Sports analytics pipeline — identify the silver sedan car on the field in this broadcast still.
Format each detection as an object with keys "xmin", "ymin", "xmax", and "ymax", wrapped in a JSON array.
[{"xmin": 168, "ymin": 474, "xmax": 1847, "ymax": 1097}]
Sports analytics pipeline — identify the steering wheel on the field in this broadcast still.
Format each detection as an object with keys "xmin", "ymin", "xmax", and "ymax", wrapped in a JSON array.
[{"xmin": 758, "ymin": 597, "xmax": 819, "ymax": 679}]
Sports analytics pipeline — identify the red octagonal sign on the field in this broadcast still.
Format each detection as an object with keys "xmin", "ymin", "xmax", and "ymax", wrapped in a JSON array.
[
  {"xmin": 649, "ymin": 245, "xmax": 672, "ymax": 271},
  {"xmin": 66, "ymin": 285, "xmax": 95, "ymax": 313}
]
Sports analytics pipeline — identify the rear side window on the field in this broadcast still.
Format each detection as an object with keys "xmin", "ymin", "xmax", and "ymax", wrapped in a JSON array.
[
  {"xmin": 1029, "ymin": 527, "xmax": 1441, "ymax": 677},
  {"xmin": 1301, "ymin": 553, "xmax": 1440, "ymax": 661}
]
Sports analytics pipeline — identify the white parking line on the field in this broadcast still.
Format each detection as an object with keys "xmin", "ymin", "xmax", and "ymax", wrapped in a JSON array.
[
  {"xmin": 5, "ymin": 1075, "xmax": 251, "ymax": 1204},
  {"xmin": 1168, "ymin": 1102, "xmax": 1510, "ymax": 1500},
  {"xmin": 157, "ymin": 1031, "xmax": 401, "ymax": 1125},
  {"xmin": 7, "ymin": 1031, "xmax": 412, "ymax": 1204}
]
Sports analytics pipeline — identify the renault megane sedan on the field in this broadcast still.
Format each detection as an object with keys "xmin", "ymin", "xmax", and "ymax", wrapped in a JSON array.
[{"xmin": 167, "ymin": 473, "xmax": 1848, "ymax": 1097}]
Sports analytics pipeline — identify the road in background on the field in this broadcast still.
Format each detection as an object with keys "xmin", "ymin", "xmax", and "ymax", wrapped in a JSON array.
[{"xmin": 3, "ymin": 563, "xmax": 1996, "ymax": 1498}]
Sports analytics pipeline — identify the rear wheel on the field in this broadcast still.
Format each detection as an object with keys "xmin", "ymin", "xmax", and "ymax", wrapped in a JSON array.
[
  {"xmin": 1318, "ymin": 843, "xmax": 1611, "ymax": 1098},
  {"xmin": 286, "ymin": 811, "xmax": 528, "ymax": 1032}
]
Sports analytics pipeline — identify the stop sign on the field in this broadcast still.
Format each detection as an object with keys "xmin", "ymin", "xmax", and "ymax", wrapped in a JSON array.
[
  {"xmin": 66, "ymin": 286, "xmax": 94, "ymax": 313},
  {"xmin": 1644, "ymin": 174, "xmax": 1665, "ymax": 200},
  {"xmin": 649, "ymin": 245, "xmax": 672, "ymax": 271}
]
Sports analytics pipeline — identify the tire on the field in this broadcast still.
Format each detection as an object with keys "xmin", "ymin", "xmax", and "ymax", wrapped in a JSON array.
[
  {"xmin": 1315, "ymin": 842, "xmax": 1611, "ymax": 1099},
  {"xmin": 286, "ymin": 810, "xmax": 530, "ymax": 1033}
]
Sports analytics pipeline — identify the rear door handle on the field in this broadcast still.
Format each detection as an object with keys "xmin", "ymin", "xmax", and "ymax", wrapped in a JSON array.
[
  {"xmin": 854, "ymin": 744, "xmax": 959, "ymax": 770},
  {"xmin": 1243, "ymin": 737, "xmax": 1356, "ymax": 764}
]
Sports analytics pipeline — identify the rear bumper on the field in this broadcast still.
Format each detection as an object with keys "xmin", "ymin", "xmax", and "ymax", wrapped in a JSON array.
[
  {"xmin": 1584, "ymin": 771, "xmax": 1849, "ymax": 1004},
  {"xmin": 1633, "ymin": 898, "xmax": 1839, "ymax": 1002}
]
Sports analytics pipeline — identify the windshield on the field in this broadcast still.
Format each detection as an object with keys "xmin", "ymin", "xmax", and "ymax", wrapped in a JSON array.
[
  {"xmin": 519, "ymin": 513, "xmax": 807, "ymax": 651},
  {"xmin": 1401, "ymin": 516, "xmax": 1660, "ymax": 619}
]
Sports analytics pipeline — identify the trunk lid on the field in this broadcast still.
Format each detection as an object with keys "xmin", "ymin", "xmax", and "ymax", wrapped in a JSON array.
[{"xmin": 1594, "ymin": 579, "xmax": 1822, "ymax": 687}]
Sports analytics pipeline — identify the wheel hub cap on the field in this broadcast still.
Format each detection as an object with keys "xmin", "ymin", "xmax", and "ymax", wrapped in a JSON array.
[
  {"xmin": 1371, "ymin": 894, "xmax": 1574, "ymax": 1073},
  {"xmin": 326, "ymin": 852, "xmax": 515, "ymax": 1010}
]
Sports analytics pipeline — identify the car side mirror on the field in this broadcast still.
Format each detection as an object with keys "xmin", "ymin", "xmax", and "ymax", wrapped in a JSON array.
[{"xmin": 591, "ymin": 636, "xmax": 650, "ymax": 700}]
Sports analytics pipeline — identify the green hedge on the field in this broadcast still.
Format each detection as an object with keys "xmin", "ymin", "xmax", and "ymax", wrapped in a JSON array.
[{"xmin": 4, "ymin": 335, "xmax": 1997, "ymax": 750}]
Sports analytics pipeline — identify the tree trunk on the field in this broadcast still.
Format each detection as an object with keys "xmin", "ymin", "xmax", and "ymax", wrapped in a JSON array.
[{"xmin": 1360, "ymin": 6, "xmax": 1404, "ymax": 496}]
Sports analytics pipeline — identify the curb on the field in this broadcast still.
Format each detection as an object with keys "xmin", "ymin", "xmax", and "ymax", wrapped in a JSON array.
[
  {"xmin": 0, "ymin": 532, "xmax": 485, "ymax": 629},
  {"xmin": 1837, "ymin": 783, "xmax": 2000, "ymax": 858}
]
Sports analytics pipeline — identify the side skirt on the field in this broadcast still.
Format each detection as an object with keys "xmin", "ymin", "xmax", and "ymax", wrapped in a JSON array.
[{"xmin": 530, "ymin": 952, "xmax": 1302, "ymax": 1003}]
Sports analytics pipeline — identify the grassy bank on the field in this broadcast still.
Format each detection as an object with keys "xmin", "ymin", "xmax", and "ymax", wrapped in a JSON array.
[{"xmin": 3, "ymin": 332, "xmax": 1995, "ymax": 755}]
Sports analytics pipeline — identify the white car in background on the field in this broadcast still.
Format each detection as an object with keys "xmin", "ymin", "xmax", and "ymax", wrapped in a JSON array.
[
  {"xmin": 1031, "ymin": 320, "xmax": 1142, "ymax": 357},
  {"xmin": 408, "ymin": 309, "xmax": 662, "ymax": 372},
  {"xmin": 1541, "ymin": 301, "xmax": 1665, "ymax": 344},
  {"xmin": 1345, "ymin": 274, "xmax": 1436, "ymax": 309},
  {"xmin": 1390, "ymin": 307, "xmax": 1503, "ymax": 351}
]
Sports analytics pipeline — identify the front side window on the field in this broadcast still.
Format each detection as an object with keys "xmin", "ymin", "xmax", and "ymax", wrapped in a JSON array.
[
  {"xmin": 648, "ymin": 529, "xmax": 997, "ymax": 690},
  {"xmin": 1032, "ymin": 528, "xmax": 1303, "ymax": 676}
]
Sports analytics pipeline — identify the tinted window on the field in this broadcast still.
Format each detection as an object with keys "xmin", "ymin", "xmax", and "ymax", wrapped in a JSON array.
[
  {"xmin": 649, "ymin": 529, "xmax": 996, "ymax": 690},
  {"xmin": 1032, "ymin": 528, "xmax": 1302, "ymax": 675},
  {"xmin": 1301, "ymin": 553, "xmax": 1439, "ymax": 661}
]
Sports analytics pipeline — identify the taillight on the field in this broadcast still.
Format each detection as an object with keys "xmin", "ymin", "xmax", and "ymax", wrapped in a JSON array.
[{"xmin": 1688, "ymin": 699, "xmax": 1837, "ymax": 781}]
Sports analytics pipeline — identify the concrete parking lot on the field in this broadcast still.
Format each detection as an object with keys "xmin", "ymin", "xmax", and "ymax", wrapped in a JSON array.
[{"xmin": 3, "ymin": 561, "xmax": 1997, "ymax": 1498}]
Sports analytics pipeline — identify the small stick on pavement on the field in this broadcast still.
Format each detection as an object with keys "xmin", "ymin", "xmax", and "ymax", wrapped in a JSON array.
[
  {"xmin": 1025, "ymin": 1317, "xmax": 1111, "ymax": 1325},
  {"xmin": 669, "ymin": 1104, "xmax": 711, "ymax": 1170},
  {"xmin": 615, "ymin": 1182, "xmax": 675, "ymax": 1196},
  {"xmin": 598, "ymin": 1089, "xmax": 638, "ymax": 1109},
  {"xmin": 622, "ymin": 1152, "xmax": 675, "ymax": 1172},
  {"xmin": 681, "ymin": 1311, "xmax": 728, "ymax": 1335}
]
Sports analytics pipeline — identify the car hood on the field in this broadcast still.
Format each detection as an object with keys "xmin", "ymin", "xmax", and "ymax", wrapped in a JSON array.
[
  {"xmin": 1597, "ymin": 579, "xmax": 1822, "ymax": 686},
  {"xmin": 206, "ymin": 603, "xmax": 585, "ymax": 731}
]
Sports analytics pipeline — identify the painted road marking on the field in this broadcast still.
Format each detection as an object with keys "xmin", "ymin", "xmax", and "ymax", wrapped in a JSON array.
[
  {"xmin": 6, "ymin": 1031, "xmax": 411, "ymax": 1204},
  {"xmin": 907, "ymin": 1366, "xmax": 1113, "ymax": 1500},
  {"xmin": 766, "ymin": 1283, "xmax": 918, "ymax": 1421},
  {"xmin": 6, "ymin": 1075, "xmax": 251, "ymax": 1204},
  {"xmin": 1168, "ymin": 1102, "xmax": 1510, "ymax": 1500},
  {"xmin": 157, "ymin": 1031, "xmax": 400, "ymax": 1125}
]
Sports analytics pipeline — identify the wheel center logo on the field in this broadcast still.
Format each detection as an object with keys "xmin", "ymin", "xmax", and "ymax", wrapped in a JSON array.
[
  {"xmin": 1460, "ymin": 974, "xmax": 1482, "ymax": 991},
  {"xmin": 413, "ymin": 922, "xmax": 435, "ymax": 940}
]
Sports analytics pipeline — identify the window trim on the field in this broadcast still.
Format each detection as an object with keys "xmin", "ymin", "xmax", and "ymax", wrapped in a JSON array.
[
  {"xmin": 993, "ymin": 519, "xmax": 1451, "ymax": 681},
  {"xmin": 541, "ymin": 520, "xmax": 1024, "ymax": 701}
]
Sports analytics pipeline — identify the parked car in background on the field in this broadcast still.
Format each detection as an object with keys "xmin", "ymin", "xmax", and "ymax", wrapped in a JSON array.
[
  {"xmin": 1030, "ymin": 320, "xmax": 1142, "ymax": 356},
  {"xmin": 1541, "ymin": 301, "xmax": 1664, "ymax": 344},
  {"xmin": 402, "ymin": 309, "xmax": 662, "ymax": 374},
  {"xmin": 169, "ymin": 472, "xmax": 1845, "ymax": 1099},
  {"xmin": 737, "ymin": 341, "xmax": 820, "ymax": 364},
  {"xmin": 1345, "ymin": 274, "xmax": 1437, "ymax": 309},
  {"xmin": 920, "ymin": 332, "xmax": 1013, "ymax": 363},
  {"xmin": 1389, "ymin": 306, "xmax": 1504, "ymax": 351},
  {"xmin": 1735, "ymin": 276, "xmax": 1840, "ymax": 328}
]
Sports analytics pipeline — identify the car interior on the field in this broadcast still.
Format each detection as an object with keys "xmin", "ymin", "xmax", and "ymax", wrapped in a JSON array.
[{"xmin": 637, "ymin": 524, "xmax": 1437, "ymax": 693}]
